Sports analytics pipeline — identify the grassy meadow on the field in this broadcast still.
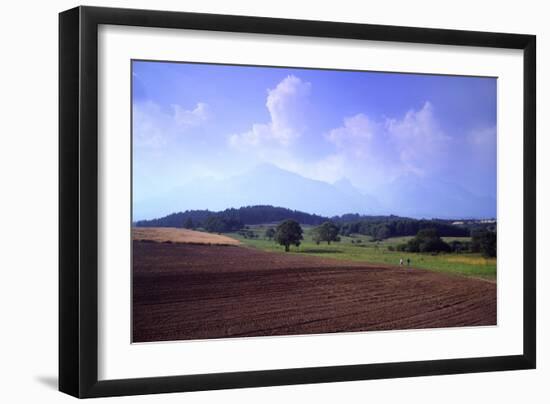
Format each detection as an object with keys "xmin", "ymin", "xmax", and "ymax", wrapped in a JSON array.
[{"xmin": 227, "ymin": 225, "xmax": 496, "ymax": 281}]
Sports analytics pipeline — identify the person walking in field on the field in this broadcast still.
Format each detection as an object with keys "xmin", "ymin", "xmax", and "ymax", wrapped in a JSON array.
[
  {"xmin": 407, "ymin": 258, "xmax": 411, "ymax": 267},
  {"xmin": 399, "ymin": 258, "xmax": 403, "ymax": 266}
]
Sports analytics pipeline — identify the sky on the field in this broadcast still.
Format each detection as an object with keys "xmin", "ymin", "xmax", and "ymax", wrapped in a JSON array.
[{"xmin": 132, "ymin": 60, "xmax": 497, "ymax": 218}]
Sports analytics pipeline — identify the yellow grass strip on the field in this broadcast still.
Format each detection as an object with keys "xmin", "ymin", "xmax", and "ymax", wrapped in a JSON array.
[
  {"xmin": 445, "ymin": 256, "xmax": 496, "ymax": 266},
  {"xmin": 132, "ymin": 227, "xmax": 240, "ymax": 246}
]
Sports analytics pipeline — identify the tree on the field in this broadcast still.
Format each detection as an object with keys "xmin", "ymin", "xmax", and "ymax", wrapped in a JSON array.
[
  {"xmin": 183, "ymin": 218, "xmax": 194, "ymax": 229},
  {"xmin": 373, "ymin": 224, "xmax": 391, "ymax": 240},
  {"xmin": 203, "ymin": 216, "xmax": 243, "ymax": 233},
  {"xmin": 471, "ymin": 230, "xmax": 497, "ymax": 257},
  {"xmin": 274, "ymin": 220, "xmax": 303, "ymax": 252},
  {"xmin": 405, "ymin": 228, "xmax": 451, "ymax": 253},
  {"xmin": 449, "ymin": 240, "xmax": 471, "ymax": 253},
  {"xmin": 265, "ymin": 227, "xmax": 276, "ymax": 240},
  {"xmin": 311, "ymin": 227, "xmax": 322, "ymax": 245},
  {"xmin": 203, "ymin": 216, "xmax": 224, "ymax": 233},
  {"xmin": 313, "ymin": 221, "xmax": 341, "ymax": 245}
]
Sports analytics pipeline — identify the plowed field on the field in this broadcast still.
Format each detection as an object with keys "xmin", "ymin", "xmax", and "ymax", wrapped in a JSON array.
[{"xmin": 133, "ymin": 241, "xmax": 496, "ymax": 342}]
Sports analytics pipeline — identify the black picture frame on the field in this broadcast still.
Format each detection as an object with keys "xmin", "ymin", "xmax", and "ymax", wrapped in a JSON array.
[{"xmin": 59, "ymin": 5, "xmax": 536, "ymax": 398}]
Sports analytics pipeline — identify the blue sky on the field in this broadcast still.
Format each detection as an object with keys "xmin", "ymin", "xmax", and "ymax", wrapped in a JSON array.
[{"xmin": 132, "ymin": 60, "xmax": 496, "ymax": 218}]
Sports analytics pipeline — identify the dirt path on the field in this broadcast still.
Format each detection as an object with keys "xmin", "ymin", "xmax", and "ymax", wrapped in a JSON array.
[{"xmin": 132, "ymin": 241, "xmax": 496, "ymax": 343}]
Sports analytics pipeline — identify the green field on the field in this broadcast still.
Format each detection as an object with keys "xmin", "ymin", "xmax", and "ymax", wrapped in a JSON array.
[{"xmin": 227, "ymin": 225, "xmax": 496, "ymax": 281}]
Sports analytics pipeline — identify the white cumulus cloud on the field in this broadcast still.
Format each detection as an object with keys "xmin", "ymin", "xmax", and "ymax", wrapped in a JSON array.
[
  {"xmin": 133, "ymin": 101, "xmax": 211, "ymax": 149},
  {"xmin": 467, "ymin": 125, "xmax": 496, "ymax": 146},
  {"xmin": 228, "ymin": 75, "xmax": 311, "ymax": 149},
  {"xmin": 323, "ymin": 101, "xmax": 451, "ymax": 184},
  {"xmin": 172, "ymin": 102, "xmax": 210, "ymax": 127},
  {"xmin": 386, "ymin": 101, "xmax": 450, "ymax": 175},
  {"xmin": 326, "ymin": 113, "xmax": 381, "ymax": 158}
]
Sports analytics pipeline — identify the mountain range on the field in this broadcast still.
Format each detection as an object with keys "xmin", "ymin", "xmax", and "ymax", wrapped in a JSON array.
[{"xmin": 133, "ymin": 163, "xmax": 495, "ymax": 221}]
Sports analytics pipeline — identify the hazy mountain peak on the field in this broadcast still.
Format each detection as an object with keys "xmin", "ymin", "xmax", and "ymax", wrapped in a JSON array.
[
  {"xmin": 134, "ymin": 162, "xmax": 381, "ymax": 220},
  {"xmin": 250, "ymin": 162, "xmax": 291, "ymax": 175},
  {"xmin": 333, "ymin": 177, "xmax": 359, "ymax": 192},
  {"xmin": 376, "ymin": 174, "xmax": 496, "ymax": 219}
]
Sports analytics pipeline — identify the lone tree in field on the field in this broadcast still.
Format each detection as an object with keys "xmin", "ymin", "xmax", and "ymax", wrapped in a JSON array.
[
  {"xmin": 314, "ymin": 221, "xmax": 341, "ymax": 245},
  {"xmin": 265, "ymin": 227, "xmax": 276, "ymax": 240},
  {"xmin": 274, "ymin": 220, "xmax": 303, "ymax": 252}
]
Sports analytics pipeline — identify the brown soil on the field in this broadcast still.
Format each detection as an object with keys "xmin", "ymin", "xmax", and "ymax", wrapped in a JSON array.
[{"xmin": 132, "ymin": 241, "xmax": 496, "ymax": 343}]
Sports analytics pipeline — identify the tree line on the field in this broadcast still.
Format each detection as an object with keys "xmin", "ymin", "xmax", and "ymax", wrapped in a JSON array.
[
  {"xmin": 266, "ymin": 220, "xmax": 496, "ymax": 257},
  {"xmin": 135, "ymin": 205, "xmax": 327, "ymax": 230},
  {"xmin": 281, "ymin": 222, "xmax": 497, "ymax": 257},
  {"xmin": 337, "ymin": 218, "xmax": 470, "ymax": 240},
  {"xmin": 136, "ymin": 205, "xmax": 491, "ymax": 244},
  {"xmin": 391, "ymin": 228, "xmax": 496, "ymax": 257}
]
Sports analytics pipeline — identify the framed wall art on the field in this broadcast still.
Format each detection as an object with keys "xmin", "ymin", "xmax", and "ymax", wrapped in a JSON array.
[{"xmin": 59, "ymin": 5, "xmax": 536, "ymax": 398}]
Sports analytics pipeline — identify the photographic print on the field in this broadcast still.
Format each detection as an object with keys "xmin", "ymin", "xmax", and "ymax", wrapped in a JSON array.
[{"xmin": 131, "ymin": 61, "xmax": 497, "ymax": 343}]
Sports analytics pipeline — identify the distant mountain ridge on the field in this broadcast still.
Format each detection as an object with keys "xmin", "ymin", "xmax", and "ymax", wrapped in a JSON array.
[
  {"xmin": 374, "ymin": 173, "xmax": 496, "ymax": 219},
  {"xmin": 133, "ymin": 163, "xmax": 496, "ymax": 220},
  {"xmin": 133, "ymin": 163, "xmax": 379, "ymax": 220}
]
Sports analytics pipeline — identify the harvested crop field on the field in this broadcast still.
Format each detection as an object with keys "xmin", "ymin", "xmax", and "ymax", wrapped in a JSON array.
[
  {"xmin": 132, "ymin": 241, "xmax": 496, "ymax": 342},
  {"xmin": 132, "ymin": 227, "xmax": 240, "ymax": 246}
]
